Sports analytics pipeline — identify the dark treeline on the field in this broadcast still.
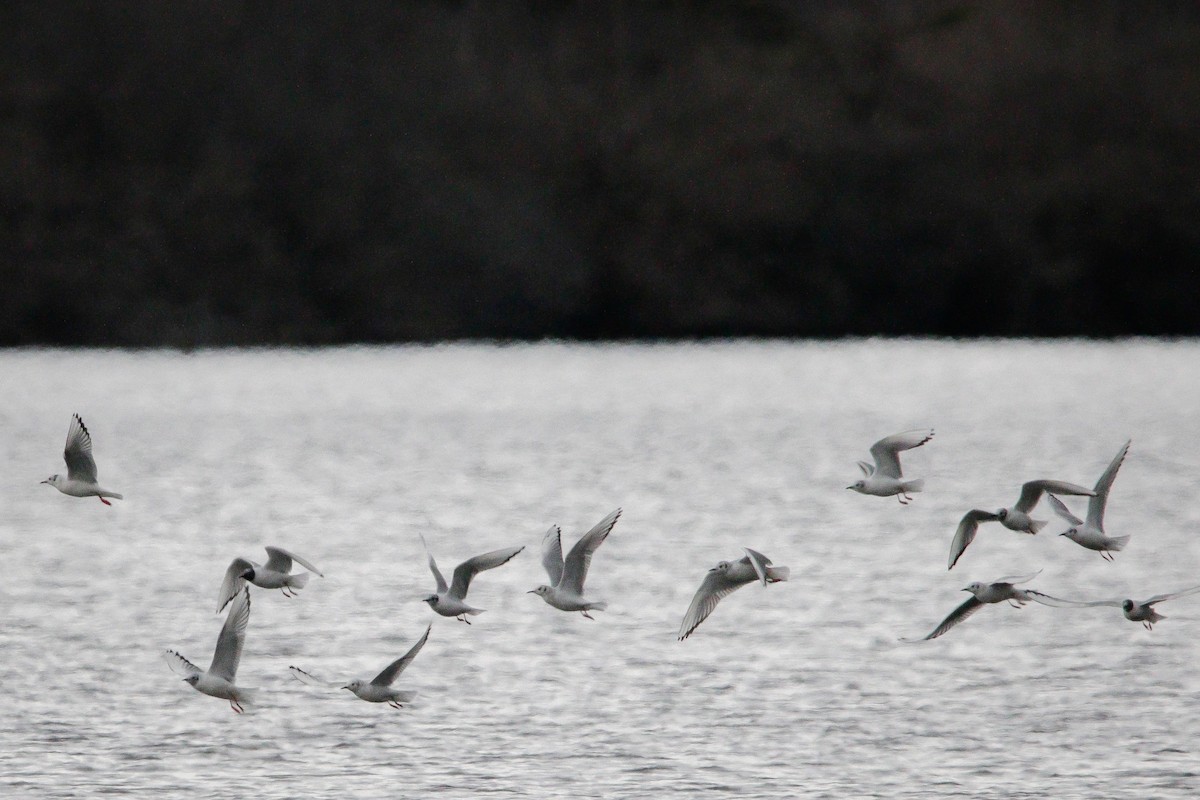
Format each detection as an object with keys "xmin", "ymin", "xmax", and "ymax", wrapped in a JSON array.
[{"xmin": 3, "ymin": 1, "xmax": 1199, "ymax": 345}]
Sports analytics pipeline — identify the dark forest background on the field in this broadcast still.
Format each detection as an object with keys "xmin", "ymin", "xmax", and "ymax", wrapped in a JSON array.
[{"xmin": 3, "ymin": 1, "xmax": 1199, "ymax": 346}]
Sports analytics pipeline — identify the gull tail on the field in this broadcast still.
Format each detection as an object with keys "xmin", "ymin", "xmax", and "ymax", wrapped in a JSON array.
[
  {"xmin": 234, "ymin": 687, "xmax": 259, "ymax": 706},
  {"xmin": 585, "ymin": 601, "xmax": 608, "ymax": 612},
  {"xmin": 100, "ymin": 491, "xmax": 124, "ymax": 500},
  {"xmin": 765, "ymin": 565, "xmax": 790, "ymax": 582},
  {"xmin": 288, "ymin": 572, "xmax": 311, "ymax": 590},
  {"xmin": 1028, "ymin": 519, "xmax": 1047, "ymax": 534},
  {"xmin": 392, "ymin": 690, "xmax": 419, "ymax": 704},
  {"xmin": 1107, "ymin": 534, "xmax": 1131, "ymax": 552},
  {"xmin": 901, "ymin": 478, "xmax": 925, "ymax": 494}
]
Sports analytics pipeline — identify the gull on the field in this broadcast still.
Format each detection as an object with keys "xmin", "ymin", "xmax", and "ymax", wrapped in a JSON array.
[
  {"xmin": 1029, "ymin": 585, "xmax": 1200, "ymax": 630},
  {"xmin": 41, "ymin": 414, "xmax": 123, "ymax": 505},
  {"xmin": 677, "ymin": 548, "xmax": 789, "ymax": 641},
  {"xmin": 1047, "ymin": 440, "xmax": 1132, "ymax": 561},
  {"xmin": 289, "ymin": 624, "xmax": 431, "ymax": 707},
  {"xmin": 847, "ymin": 429, "xmax": 934, "ymax": 504},
  {"xmin": 164, "ymin": 587, "xmax": 256, "ymax": 713},
  {"xmin": 419, "ymin": 534, "xmax": 524, "ymax": 623},
  {"xmin": 529, "ymin": 508, "xmax": 621, "ymax": 619},
  {"xmin": 948, "ymin": 479, "xmax": 1095, "ymax": 569},
  {"xmin": 903, "ymin": 571, "xmax": 1044, "ymax": 641},
  {"xmin": 216, "ymin": 546, "xmax": 324, "ymax": 613}
]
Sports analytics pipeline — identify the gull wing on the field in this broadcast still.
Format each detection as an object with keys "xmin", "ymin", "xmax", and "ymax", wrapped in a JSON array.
[
  {"xmin": 371, "ymin": 624, "xmax": 431, "ymax": 686},
  {"xmin": 1145, "ymin": 584, "xmax": 1200, "ymax": 606},
  {"xmin": 561, "ymin": 508, "xmax": 622, "ymax": 596},
  {"xmin": 948, "ymin": 510, "xmax": 1001, "ymax": 570},
  {"xmin": 993, "ymin": 570, "xmax": 1041, "ymax": 586},
  {"xmin": 869, "ymin": 429, "xmax": 934, "ymax": 479},
  {"xmin": 540, "ymin": 525, "xmax": 564, "ymax": 586},
  {"xmin": 288, "ymin": 665, "xmax": 340, "ymax": 687},
  {"xmin": 1024, "ymin": 590, "xmax": 1120, "ymax": 608},
  {"xmin": 678, "ymin": 568, "xmax": 754, "ymax": 641},
  {"xmin": 1088, "ymin": 440, "xmax": 1130, "ymax": 530},
  {"xmin": 163, "ymin": 649, "xmax": 202, "ymax": 677},
  {"xmin": 63, "ymin": 414, "xmax": 99, "ymax": 483},
  {"xmin": 905, "ymin": 596, "xmax": 984, "ymax": 641},
  {"xmin": 209, "ymin": 588, "xmax": 251, "ymax": 682},
  {"xmin": 216, "ymin": 557, "xmax": 255, "ymax": 613},
  {"xmin": 449, "ymin": 545, "xmax": 525, "ymax": 600},
  {"xmin": 419, "ymin": 534, "xmax": 448, "ymax": 594},
  {"xmin": 1046, "ymin": 494, "xmax": 1083, "ymax": 526},
  {"xmin": 742, "ymin": 548, "xmax": 772, "ymax": 587},
  {"xmin": 857, "ymin": 460, "xmax": 874, "ymax": 477},
  {"xmin": 264, "ymin": 546, "xmax": 323, "ymax": 577},
  {"xmin": 1015, "ymin": 480, "xmax": 1094, "ymax": 514}
]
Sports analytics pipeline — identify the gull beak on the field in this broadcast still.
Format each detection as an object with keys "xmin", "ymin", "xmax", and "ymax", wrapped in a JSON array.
[
  {"xmin": 526, "ymin": 589, "xmax": 537, "ymax": 594},
  {"xmin": 341, "ymin": 685, "xmax": 352, "ymax": 691},
  {"xmin": 845, "ymin": 485, "xmax": 854, "ymax": 490},
  {"xmin": 40, "ymin": 479, "xmax": 50, "ymax": 485},
  {"xmin": 961, "ymin": 587, "xmax": 971, "ymax": 592}
]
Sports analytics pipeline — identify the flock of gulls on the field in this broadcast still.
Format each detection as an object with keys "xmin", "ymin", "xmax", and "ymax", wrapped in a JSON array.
[{"xmin": 42, "ymin": 413, "xmax": 1199, "ymax": 713}]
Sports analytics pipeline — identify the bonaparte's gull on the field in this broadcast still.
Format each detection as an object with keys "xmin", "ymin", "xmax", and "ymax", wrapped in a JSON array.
[
  {"xmin": 529, "ymin": 508, "xmax": 621, "ymax": 619},
  {"xmin": 903, "ymin": 571, "xmax": 1043, "ymax": 641},
  {"xmin": 948, "ymin": 480, "xmax": 1095, "ymax": 569},
  {"xmin": 678, "ymin": 548, "xmax": 789, "ymax": 641},
  {"xmin": 419, "ymin": 534, "xmax": 524, "ymax": 623},
  {"xmin": 164, "ymin": 588, "xmax": 256, "ymax": 713},
  {"xmin": 1029, "ymin": 584, "xmax": 1200, "ymax": 630},
  {"xmin": 41, "ymin": 414, "xmax": 123, "ymax": 505},
  {"xmin": 847, "ymin": 429, "xmax": 934, "ymax": 504},
  {"xmin": 216, "ymin": 546, "xmax": 324, "ymax": 613},
  {"xmin": 1048, "ymin": 440, "xmax": 1132, "ymax": 560},
  {"xmin": 289, "ymin": 624, "xmax": 431, "ymax": 707}
]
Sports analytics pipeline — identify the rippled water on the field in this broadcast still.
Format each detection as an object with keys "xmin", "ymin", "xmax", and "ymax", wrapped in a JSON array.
[{"xmin": 3, "ymin": 341, "xmax": 1200, "ymax": 798}]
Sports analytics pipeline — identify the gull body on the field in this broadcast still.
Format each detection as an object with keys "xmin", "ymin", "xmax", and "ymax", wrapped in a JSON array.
[
  {"xmin": 420, "ymin": 535, "xmax": 524, "ymax": 622},
  {"xmin": 164, "ymin": 588, "xmax": 257, "ymax": 712},
  {"xmin": 217, "ymin": 546, "xmax": 324, "ymax": 613},
  {"xmin": 847, "ymin": 429, "xmax": 934, "ymax": 504},
  {"xmin": 678, "ymin": 548, "xmax": 789, "ymax": 640},
  {"xmin": 41, "ymin": 414, "xmax": 123, "ymax": 505},
  {"xmin": 904, "ymin": 571, "xmax": 1043, "ymax": 641},
  {"xmin": 948, "ymin": 479, "xmax": 1095, "ymax": 569},
  {"xmin": 290, "ymin": 624, "xmax": 431, "ymax": 707},
  {"xmin": 1049, "ymin": 440, "xmax": 1132, "ymax": 560},
  {"xmin": 530, "ymin": 508, "xmax": 621, "ymax": 619},
  {"xmin": 1029, "ymin": 584, "xmax": 1200, "ymax": 630}
]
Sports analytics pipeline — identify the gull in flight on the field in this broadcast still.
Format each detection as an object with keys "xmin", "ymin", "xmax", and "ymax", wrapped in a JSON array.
[
  {"xmin": 948, "ymin": 479, "xmax": 1095, "ymax": 569},
  {"xmin": 677, "ymin": 548, "xmax": 789, "ymax": 641},
  {"xmin": 847, "ymin": 429, "xmax": 934, "ymax": 504},
  {"xmin": 419, "ymin": 534, "xmax": 524, "ymax": 623},
  {"xmin": 529, "ymin": 508, "xmax": 622, "ymax": 619},
  {"xmin": 1047, "ymin": 440, "xmax": 1132, "ymax": 561},
  {"xmin": 41, "ymin": 414, "xmax": 123, "ymax": 505},
  {"xmin": 164, "ymin": 587, "xmax": 257, "ymax": 713},
  {"xmin": 289, "ymin": 624, "xmax": 431, "ymax": 707},
  {"xmin": 216, "ymin": 546, "xmax": 324, "ymax": 613},
  {"xmin": 1029, "ymin": 584, "xmax": 1200, "ymax": 630},
  {"xmin": 903, "ymin": 571, "xmax": 1047, "ymax": 641}
]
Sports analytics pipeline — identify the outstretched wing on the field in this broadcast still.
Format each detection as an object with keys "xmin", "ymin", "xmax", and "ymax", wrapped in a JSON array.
[
  {"xmin": 163, "ymin": 649, "xmax": 202, "ymax": 677},
  {"xmin": 1088, "ymin": 440, "xmax": 1130, "ymax": 530},
  {"xmin": 678, "ymin": 568, "xmax": 752, "ymax": 641},
  {"xmin": 1024, "ymin": 590, "xmax": 1120, "ymax": 608},
  {"xmin": 869, "ymin": 429, "xmax": 934, "ymax": 479},
  {"xmin": 288, "ymin": 665, "xmax": 340, "ymax": 687},
  {"xmin": 857, "ymin": 460, "xmax": 874, "ymax": 477},
  {"xmin": 264, "ymin": 546, "xmax": 323, "ymax": 577},
  {"xmin": 449, "ymin": 545, "xmax": 525, "ymax": 600},
  {"xmin": 1015, "ymin": 480, "xmax": 1094, "ymax": 513},
  {"xmin": 904, "ymin": 596, "xmax": 984, "ymax": 641},
  {"xmin": 993, "ymin": 570, "xmax": 1041, "ymax": 586},
  {"xmin": 1046, "ymin": 494, "xmax": 1084, "ymax": 526},
  {"xmin": 540, "ymin": 525, "xmax": 564, "ymax": 586},
  {"xmin": 420, "ymin": 534, "xmax": 448, "ymax": 594},
  {"xmin": 216, "ymin": 557, "xmax": 255, "ymax": 614},
  {"xmin": 371, "ymin": 624, "xmax": 432, "ymax": 686},
  {"xmin": 1145, "ymin": 584, "xmax": 1200, "ymax": 606},
  {"xmin": 209, "ymin": 588, "xmax": 251, "ymax": 682},
  {"xmin": 63, "ymin": 414, "xmax": 99, "ymax": 483},
  {"xmin": 948, "ymin": 510, "xmax": 1001, "ymax": 570},
  {"xmin": 741, "ymin": 547, "xmax": 773, "ymax": 587},
  {"xmin": 561, "ymin": 508, "xmax": 622, "ymax": 595}
]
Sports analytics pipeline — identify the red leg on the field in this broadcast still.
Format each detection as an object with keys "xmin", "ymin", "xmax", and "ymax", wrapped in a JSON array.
[{"xmin": 100, "ymin": 497, "xmax": 112, "ymax": 506}]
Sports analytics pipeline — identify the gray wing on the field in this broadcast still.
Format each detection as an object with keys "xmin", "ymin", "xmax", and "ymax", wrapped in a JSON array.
[
  {"xmin": 1145, "ymin": 584, "xmax": 1200, "ymax": 606},
  {"xmin": 449, "ymin": 545, "xmax": 525, "ymax": 600},
  {"xmin": 742, "ymin": 547, "xmax": 772, "ymax": 587},
  {"xmin": 1015, "ymin": 480, "xmax": 1094, "ymax": 513},
  {"xmin": 1024, "ymin": 590, "xmax": 1120, "ymax": 608},
  {"xmin": 371, "ymin": 624, "xmax": 432, "ymax": 686},
  {"xmin": 209, "ymin": 588, "xmax": 251, "ymax": 682},
  {"xmin": 540, "ymin": 525, "xmax": 564, "ymax": 586},
  {"xmin": 869, "ymin": 429, "xmax": 934, "ymax": 479},
  {"xmin": 288, "ymin": 665, "xmax": 340, "ymax": 687},
  {"xmin": 993, "ymin": 570, "xmax": 1041, "ymax": 585},
  {"xmin": 948, "ymin": 510, "xmax": 1001, "ymax": 570},
  {"xmin": 678, "ymin": 568, "xmax": 754, "ymax": 641},
  {"xmin": 63, "ymin": 414, "xmax": 99, "ymax": 483},
  {"xmin": 163, "ymin": 649, "xmax": 202, "ymax": 677},
  {"xmin": 420, "ymin": 534, "xmax": 448, "ymax": 594},
  {"xmin": 264, "ymin": 546, "xmax": 323, "ymax": 576},
  {"xmin": 908, "ymin": 596, "xmax": 984, "ymax": 641},
  {"xmin": 1046, "ymin": 494, "xmax": 1083, "ymax": 526},
  {"xmin": 857, "ymin": 460, "xmax": 874, "ymax": 477},
  {"xmin": 561, "ymin": 508, "xmax": 622, "ymax": 595},
  {"xmin": 1088, "ymin": 440, "xmax": 1130, "ymax": 530},
  {"xmin": 216, "ymin": 557, "xmax": 255, "ymax": 613}
]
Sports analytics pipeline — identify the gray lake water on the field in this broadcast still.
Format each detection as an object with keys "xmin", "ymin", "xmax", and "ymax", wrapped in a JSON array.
[{"xmin": 3, "ymin": 341, "xmax": 1200, "ymax": 799}]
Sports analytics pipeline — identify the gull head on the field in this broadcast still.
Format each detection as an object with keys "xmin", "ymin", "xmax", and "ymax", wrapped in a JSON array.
[
  {"xmin": 995, "ymin": 508, "xmax": 1009, "ymax": 521},
  {"xmin": 528, "ymin": 585, "xmax": 552, "ymax": 597},
  {"xmin": 1059, "ymin": 528, "xmax": 1078, "ymax": 541},
  {"xmin": 1122, "ymin": 599, "xmax": 1135, "ymax": 613},
  {"xmin": 711, "ymin": 561, "xmax": 732, "ymax": 574},
  {"xmin": 41, "ymin": 474, "xmax": 62, "ymax": 487},
  {"xmin": 847, "ymin": 480, "xmax": 866, "ymax": 492},
  {"xmin": 342, "ymin": 680, "xmax": 363, "ymax": 692},
  {"xmin": 182, "ymin": 675, "xmax": 200, "ymax": 686},
  {"xmin": 963, "ymin": 581, "xmax": 985, "ymax": 595},
  {"xmin": 421, "ymin": 594, "xmax": 439, "ymax": 606},
  {"xmin": 240, "ymin": 567, "xmax": 256, "ymax": 582}
]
